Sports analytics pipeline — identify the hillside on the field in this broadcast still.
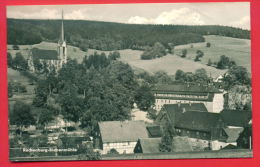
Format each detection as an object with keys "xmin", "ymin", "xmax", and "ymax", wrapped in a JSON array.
[
  {"xmin": 8, "ymin": 34, "xmax": 251, "ymax": 78},
  {"xmin": 7, "ymin": 19, "xmax": 250, "ymax": 51},
  {"xmin": 118, "ymin": 49, "xmax": 227, "ymax": 78},
  {"xmin": 174, "ymin": 35, "xmax": 251, "ymax": 72}
]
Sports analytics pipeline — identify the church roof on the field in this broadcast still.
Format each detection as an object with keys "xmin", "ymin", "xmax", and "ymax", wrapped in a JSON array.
[
  {"xmin": 98, "ymin": 121, "xmax": 149, "ymax": 143},
  {"xmin": 152, "ymin": 84, "xmax": 221, "ymax": 94},
  {"xmin": 31, "ymin": 48, "xmax": 59, "ymax": 60}
]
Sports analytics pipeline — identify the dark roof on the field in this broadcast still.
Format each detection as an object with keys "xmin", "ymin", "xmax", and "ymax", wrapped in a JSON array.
[
  {"xmin": 137, "ymin": 138, "xmax": 161, "ymax": 153},
  {"xmin": 163, "ymin": 103, "xmax": 208, "ymax": 113},
  {"xmin": 223, "ymin": 127, "xmax": 244, "ymax": 142},
  {"xmin": 175, "ymin": 111, "xmax": 224, "ymax": 132},
  {"xmin": 136, "ymin": 136, "xmax": 193, "ymax": 153},
  {"xmin": 220, "ymin": 110, "xmax": 252, "ymax": 127},
  {"xmin": 98, "ymin": 121, "xmax": 149, "ymax": 143},
  {"xmin": 31, "ymin": 48, "xmax": 59, "ymax": 60},
  {"xmin": 152, "ymin": 84, "xmax": 221, "ymax": 94},
  {"xmin": 146, "ymin": 126, "xmax": 162, "ymax": 138},
  {"xmin": 222, "ymin": 144, "xmax": 238, "ymax": 150},
  {"xmin": 172, "ymin": 136, "xmax": 193, "ymax": 152}
]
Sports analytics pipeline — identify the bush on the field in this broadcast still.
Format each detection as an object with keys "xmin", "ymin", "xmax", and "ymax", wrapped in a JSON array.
[
  {"xmin": 12, "ymin": 45, "xmax": 20, "ymax": 50},
  {"xmin": 206, "ymin": 42, "xmax": 211, "ymax": 47},
  {"xmin": 181, "ymin": 49, "xmax": 187, "ymax": 58}
]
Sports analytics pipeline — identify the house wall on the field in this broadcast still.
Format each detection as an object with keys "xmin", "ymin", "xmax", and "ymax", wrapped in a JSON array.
[
  {"xmin": 102, "ymin": 141, "xmax": 137, "ymax": 154},
  {"xmin": 154, "ymin": 98, "xmax": 213, "ymax": 112},
  {"xmin": 211, "ymin": 140, "xmax": 237, "ymax": 150},
  {"xmin": 212, "ymin": 93, "xmax": 224, "ymax": 113}
]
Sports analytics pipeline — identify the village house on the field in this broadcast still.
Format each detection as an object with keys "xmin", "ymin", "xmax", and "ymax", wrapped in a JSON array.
[
  {"xmin": 134, "ymin": 136, "xmax": 193, "ymax": 154},
  {"xmin": 28, "ymin": 11, "xmax": 67, "ymax": 72},
  {"xmin": 97, "ymin": 120, "xmax": 149, "ymax": 154},
  {"xmin": 156, "ymin": 103, "xmax": 248, "ymax": 150},
  {"xmin": 152, "ymin": 84, "xmax": 224, "ymax": 113}
]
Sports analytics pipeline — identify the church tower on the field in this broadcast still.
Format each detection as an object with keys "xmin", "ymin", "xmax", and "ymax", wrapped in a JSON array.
[{"xmin": 58, "ymin": 10, "xmax": 67, "ymax": 67}]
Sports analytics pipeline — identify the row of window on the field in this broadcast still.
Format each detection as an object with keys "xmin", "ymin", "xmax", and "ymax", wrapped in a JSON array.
[
  {"xmin": 104, "ymin": 142, "xmax": 131, "ymax": 147},
  {"xmin": 154, "ymin": 93, "xmax": 208, "ymax": 99}
]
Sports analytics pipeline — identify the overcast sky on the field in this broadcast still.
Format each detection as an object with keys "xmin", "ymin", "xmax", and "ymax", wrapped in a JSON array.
[{"xmin": 7, "ymin": 2, "xmax": 250, "ymax": 30}]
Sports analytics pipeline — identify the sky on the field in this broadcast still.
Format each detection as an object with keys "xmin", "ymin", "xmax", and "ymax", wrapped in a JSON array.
[{"xmin": 7, "ymin": 2, "xmax": 250, "ymax": 30}]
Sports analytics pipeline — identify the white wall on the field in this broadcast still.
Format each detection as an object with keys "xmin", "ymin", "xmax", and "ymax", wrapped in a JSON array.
[
  {"xmin": 211, "ymin": 140, "xmax": 237, "ymax": 150},
  {"xmin": 102, "ymin": 141, "xmax": 137, "ymax": 154},
  {"xmin": 212, "ymin": 93, "xmax": 224, "ymax": 113}
]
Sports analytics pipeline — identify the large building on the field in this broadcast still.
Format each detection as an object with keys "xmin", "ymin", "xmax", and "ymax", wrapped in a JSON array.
[
  {"xmin": 97, "ymin": 120, "xmax": 149, "ymax": 154},
  {"xmin": 28, "ymin": 10, "xmax": 67, "ymax": 72},
  {"xmin": 156, "ymin": 103, "xmax": 248, "ymax": 150},
  {"xmin": 152, "ymin": 84, "xmax": 224, "ymax": 113}
]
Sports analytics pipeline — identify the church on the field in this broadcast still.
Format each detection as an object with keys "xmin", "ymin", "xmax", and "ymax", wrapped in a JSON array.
[{"xmin": 28, "ymin": 10, "xmax": 67, "ymax": 72}]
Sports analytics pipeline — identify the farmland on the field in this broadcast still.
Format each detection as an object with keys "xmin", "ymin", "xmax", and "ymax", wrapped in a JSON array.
[
  {"xmin": 174, "ymin": 35, "xmax": 251, "ymax": 72},
  {"xmin": 7, "ymin": 35, "xmax": 250, "ymax": 79}
]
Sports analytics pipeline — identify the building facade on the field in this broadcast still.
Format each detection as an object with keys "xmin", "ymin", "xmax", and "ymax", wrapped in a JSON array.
[
  {"xmin": 97, "ymin": 121, "xmax": 149, "ymax": 154},
  {"xmin": 28, "ymin": 10, "xmax": 67, "ymax": 72},
  {"xmin": 157, "ymin": 103, "xmax": 246, "ymax": 151},
  {"xmin": 152, "ymin": 84, "xmax": 224, "ymax": 113}
]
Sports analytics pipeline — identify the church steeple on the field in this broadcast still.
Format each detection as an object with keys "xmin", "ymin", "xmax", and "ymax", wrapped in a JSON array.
[
  {"xmin": 59, "ymin": 9, "xmax": 65, "ymax": 44},
  {"xmin": 58, "ymin": 9, "xmax": 67, "ymax": 65}
]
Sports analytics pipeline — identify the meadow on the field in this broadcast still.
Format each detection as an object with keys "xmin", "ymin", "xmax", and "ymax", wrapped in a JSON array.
[
  {"xmin": 7, "ymin": 35, "xmax": 250, "ymax": 79},
  {"xmin": 174, "ymin": 35, "xmax": 251, "ymax": 72}
]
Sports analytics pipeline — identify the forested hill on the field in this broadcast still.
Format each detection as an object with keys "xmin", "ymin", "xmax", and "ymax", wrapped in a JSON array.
[{"xmin": 7, "ymin": 18, "xmax": 250, "ymax": 51}]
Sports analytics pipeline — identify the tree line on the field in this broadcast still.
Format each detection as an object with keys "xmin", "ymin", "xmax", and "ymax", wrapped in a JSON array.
[{"xmin": 8, "ymin": 19, "xmax": 250, "ymax": 51}]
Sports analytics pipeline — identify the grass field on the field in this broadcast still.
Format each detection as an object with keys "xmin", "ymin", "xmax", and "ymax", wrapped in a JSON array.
[
  {"xmin": 118, "ymin": 49, "xmax": 227, "ymax": 78},
  {"xmin": 174, "ymin": 35, "xmax": 251, "ymax": 72},
  {"xmin": 7, "ymin": 35, "xmax": 250, "ymax": 78}
]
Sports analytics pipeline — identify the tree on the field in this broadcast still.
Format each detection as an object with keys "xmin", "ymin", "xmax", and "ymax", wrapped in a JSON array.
[
  {"xmin": 159, "ymin": 121, "xmax": 175, "ymax": 152},
  {"xmin": 108, "ymin": 51, "xmax": 120, "ymax": 60},
  {"xmin": 13, "ymin": 52, "xmax": 28, "ymax": 70},
  {"xmin": 8, "ymin": 82, "xmax": 13, "ymax": 98},
  {"xmin": 181, "ymin": 49, "xmax": 187, "ymax": 58},
  {"xmin": 7, "ymin": 52, "xmax": 13, "ymax": 68},
  {"xmin": 59, "ymin": 84, "xmax": 84, "ymax": 124},
  {"xmin": 194, "ymin": 50, "xmax": 204, "ymax": 61},
  {"xmin": 207, "ymin": 59, "xmax": 212, "ymax": 66},
  {"xmin": 175, "ymin": 69, "xmax": 186, "ymax": 82},
  {"xmin": 237, "ymin": 126, "xmax": 252, "ymax": 149},
  {"xmin": 33, "ymin": 58, "xmax": 43, "ymax": 72},
  {"xmin": 147, "ymin": 108, "xmax": 157, "ymax": 120},
  {"xmin": 135, "ymin": 84, "xmax": 155, "ymax": 111},
  {"xmin": 107, "ymin": 148, "xmax": 119, "ymax": 155},
  {"xmin": 206, "ymin": 42, "xmax": 211, "ymax": 47},
  {"xmin": 38, "ymin": 108, "xmax": 55, "ymax": 131},
  {"xmin": 12, "ymin": 45, "xmax": 19, "ymax": 50},
  {"xmin": 194, "ymin": 68, "xmax": 209, "ymax": 84},
  {"xmin": 217, "ymin": 55, "xmax": 230, "ymax": 69},
  {"xmin": 33, "ymin": 80, "xmax": 49, "ymax": 107},
  {"xmin": 223, "ymin": 66, "xmax": 251, "ymax": 89},
  {"xmin": 10, "ymin": 101, "xmax": 35, "ymax": 136}
]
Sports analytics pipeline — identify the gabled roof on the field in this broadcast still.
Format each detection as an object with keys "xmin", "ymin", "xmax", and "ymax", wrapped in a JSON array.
[
  {"xmin": 137, "ymin": 138, "xmax": 161, "ymax": 153},
  {"xmin": 158, "ymin": 103, "xmax": 208, "ymax": 125},
  {"xmin": 152, "ymin": 84, "xmax": 221, "ymax": 93},
  {"xmin": 223, "ymin": 127, "xmax": 244, "ymax": 143},
  {"xmin": 172, "ymin": 136, "xmax": 193, "ymax": 152},
  {"xmin": 163, "ymin": 103, "xmax": 208, "ymax": 113},
  {"xmin": 220, "ymin": 110, "xmax": 252, "ymax": 127},
  {"xmin": 136, "ymin": 136, "xmax": 193, "ymax": 153},
  {"xmin": 31, "ymin": 48, "xmax": 59, "ymax": 60},
  {"xmin": 175, "ymin": 111, "xmax": 224, "ymax": 132},
  {"xmin": 146, "ymin": 125, "xmax": 162, "ymax": 138},
  {"xmin": 98, "ymin": 121, "xmax": 149, "ymax": 143}
]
